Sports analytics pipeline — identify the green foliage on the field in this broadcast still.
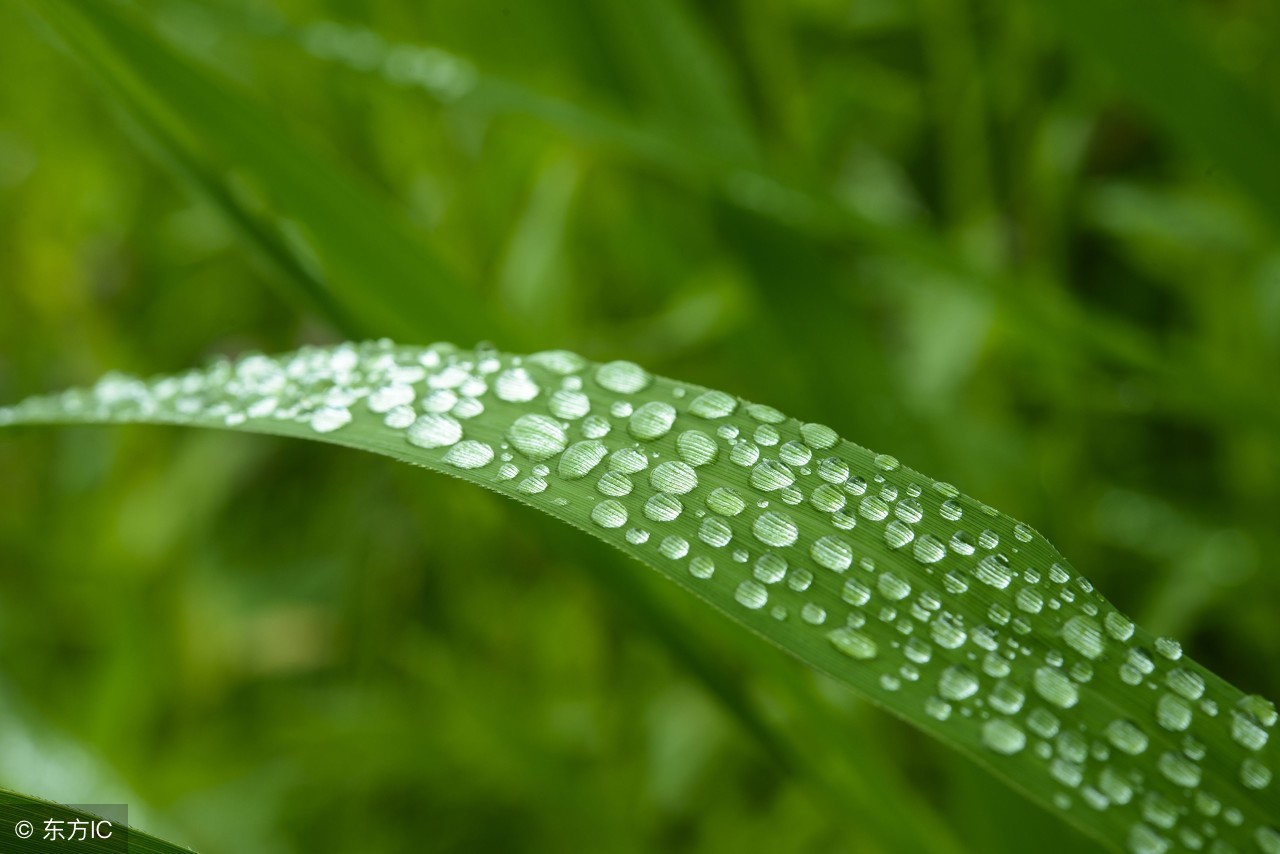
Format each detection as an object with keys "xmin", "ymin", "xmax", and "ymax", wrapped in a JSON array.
[{"xmin": 1, "ymin": 0, "xmax": 1279, "ymax": 851}]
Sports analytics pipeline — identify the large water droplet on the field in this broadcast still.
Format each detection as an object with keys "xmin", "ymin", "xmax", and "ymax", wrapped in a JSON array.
[
  {"xmin": 408, "ymin": 413, "xmax": 463, "ymax": 448},
  {"xmin": 675, "ymin": 430, "xmax": 719, "ymax": 466},
  {"xmin": 698, "ymin": 517, "xmax": 733, "ymax": 548},
  {"xmin": 444, "ymin": 440, "xmax": 494, "ymax": 469},
  {"xmin": 688, "ymin": 390, "xmax": 736, "ymax": 419},
  {"xmin": 595, "ymin": 360, "xmax": 651, "ymax": 394},
  {"xmin": 558, "ymin": 440, "xmax": 608, "ymax": 479},
  {"xmin": 592, "ymin": 499, "xmax": 628, "ymax": 528},
  {"xmin": 650, "ymin": 460, "xmax": 698, "ymax": 494},
  {"xmin": 753, "ymin": 511, "xmax": 798, "ymax": 547},
  {"xmin": 548, "ymin": 388, "xmax": 590, "ymax": 419},
  {"xmin": 1062, "ymin": 616, "xmax": 1106, "ymax": 660},
  {"xmin": 938, "ymin": 666, "xmax": 979, "ymax": 700},
  {"xmin": 811, "ymin": 535, "xmax": 853, "ymax": 571},
  {"xmin": 494, "ymin": 367, "xmax": 540, "ymax": 402},
  {"xmin": 799, "ymin": 422, "xmax": 838, "ymax": 450},
  {"xmin": 1156, "ymin": 694, "xmax": 1192, "ymax": 732},
  {"xmin": 912, "ymin": 534, "xmax": 946, "ymax": 564},
  {"xmin": 629, "ymin": 401, "xmax": 676, "ymax": 440},
  {"xmin": 884, "ymin": 520, "xmax": 915, "ymax": 549},
  {"xmin": 735, "ymin": 580, "xmax": 768, "ymax": 610},
  {"xmin": 1106, "ymin": 719, "xmax": 1150, "ymax": 755},
  {"xmin": 982, "ymin": 719, "xmax": 1026, "ymax": 755},
  {"xmin": 750, "ymin": 459, "xmax": 795, "ymax": 491},
  {"xmin": 828, "ymin": 627, "xmax": 878, "ymax": 660},
  {"xmin": 310, "ymin": 405, "xmax": 352, "ymax": 434},
  {"xmin": 507, "ymin": 414, "xmax": 568, "ymax": 460},
  {"xmin": 974, "ymin": 554, "xmax": 1012, "ymax": 589},
  {"xmin": 644, "ymin": 493, "xmax": 684, "ymax": 522},
  {"xmin": 1033, "ymin": 666, "xmax": 1079, "ymax": 709},
  {"xmin": 706, "ymin": 486, "xmax": 746, "ymax": 517}
]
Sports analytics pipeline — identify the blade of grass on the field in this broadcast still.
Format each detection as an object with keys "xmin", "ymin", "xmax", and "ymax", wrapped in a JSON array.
[
  {"xmin": 27, "ymin": 0, "xmax": 510, "ymax": 347},
  {"xmin": 4, "ymin": 340, "xmax": 1277, "ymax": 853},
  {"xmin": 0, "ymin": 790, "xmax": 194, "ymax": 853}
]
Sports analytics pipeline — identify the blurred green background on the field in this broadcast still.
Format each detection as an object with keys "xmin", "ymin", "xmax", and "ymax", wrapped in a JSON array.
[{"xmin": 1, "ymin": 0, "xmax": 1278, "ymax": 851}]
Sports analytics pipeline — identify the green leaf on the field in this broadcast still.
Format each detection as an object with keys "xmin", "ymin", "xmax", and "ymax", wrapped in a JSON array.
[
  {"xmin": 27, "ymin": 0, "xmax": 507, "ymax": 346},
  {"xmin": 4, "ymin": 341, "xmax": 1277, "ymax": 852},
  {"xmin": 0, "ymin": 790, "xmax": 193, "ymax": 853}
]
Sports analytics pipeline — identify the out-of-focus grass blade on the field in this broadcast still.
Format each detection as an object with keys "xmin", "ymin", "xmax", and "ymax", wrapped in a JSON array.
[
  {"xmin": 5, "ymin": 340, "xmax": 1278, "ymax": 853},
  {"xmin": 1036, "ymin": 0, "xmax": 1280, "ymax": 230},
  {"xmin": 28, "ymin": 0, "xmax": 505, "ymax": 346},
  {"xmin": 0, "ymin": 790, "xmax": 193, "ymax": 854}
]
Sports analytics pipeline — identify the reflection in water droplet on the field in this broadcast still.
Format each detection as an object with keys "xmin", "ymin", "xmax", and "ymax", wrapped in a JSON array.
[
  {"xmin": 753, "ymin": 511, "xmax": 798, "ymax": 547},
  {"xmin": 629, "ymin": 401, "xmax": 676, "ymax": 440}
]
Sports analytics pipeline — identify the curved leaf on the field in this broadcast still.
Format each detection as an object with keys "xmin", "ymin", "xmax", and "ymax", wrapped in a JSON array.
[{"xmin": 3, "ymin": 341, "xmax": 1277, "ymax": 853}]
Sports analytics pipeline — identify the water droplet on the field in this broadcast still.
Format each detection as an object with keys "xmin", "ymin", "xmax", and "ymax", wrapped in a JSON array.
[
  {"xmin": 743, "ymin": 403, "xmax": 783, "ymax": 424},
  {"xmin": 608, "ymin": 447, "xmax": 648, "ymax": 474},
  {"xmin": 989, "ymin": 681, "xmax": 1025, "ymax": 715},
  {"xmin": 1106, "ymin": 719, "xmax": 1149, "ymax": 755},
  {"xmin": 675, "ymin": 430, "xmax": 719, "ymax": 466},
  {"xmin": 939, "ymin": 499, "xmax": 963, "ymax": 521},
  {"xmin": 1231, "ymin": 709, "xmax": 1270, "ymax": 751},
  {"xmin": 778, "ymin": 441, "xmax": 812, "ymax": 467},
  {"xmin": 494, "ymin": 367, "xmax": 540, "ymax": 402},
  {"xmin": 799, "ymin": 422, "xmax": 838, "ymax": 450},
  {"xmin": 548, "ymin": 388, "xmax": 590, "ymax": 419},
  {"xmin": 982, "ymin": 719, "xmax": 1026, "ymax": 755},
  {"xmin": 978, "ymin": 529, "xmax": 1000, "ymax": 549},
  {"xmin": 310, "ymin": 405, "xmax": 352, "ymax": 433},
  {"xmin": 1063, "ymin": 616, "xmax": 1106, "ymax": 660},
  {"xmin": 408, "ymin": 413, "xmax": 463, "ymax": 448},
  {"xmin": 581, "ymin": 415, "xmax": 611, "ymax": 438},
  {"xmin": 1165, "ymin": 669, "xmax": 1204, "ymax": 701},
  {"xmin": 596, "ymin": 471, "xmax": 633, "ymax": 497},
  {"xmin": 828, "ymin": 627, "xmax": 878, "ymax": 660},
  {"xmin": 706, "ymin": 486, "xmax": 746, "ymax": 516},
  {"xmin": 1155, "ymin": 694, "xmax": 1192, "ymax": 732},
  {"xmin": 558, "ymin": 440, "xmax": 608, "ymax": 479},
  {"xmin": 625, "ymin": 527, "xmax": 649, "ymax": 545},
  {"xmin": 817, "ymin": 457, "xmax": 849, "ymax": 484},
  {"xmin": 750, "ymin": 459, "xmax": 795, "ymax": 491},
  {"xmin": 858, "ymin": 495, "xmax": 890, "ymax": 521},
  {"xmin": 806, "ymin": 535, "xmax": 852, "ymax": 571},
  {"xmin": 1157, "ymin": 752, "xmax": 1200, "ymax": 787},
  {"xmin": 644, "ymin": 493, "xmax": 683, "ymax": 522},
  {"xmin": 1104, "ymin": 611, "xmax": 1135, "ymax": 641},
  {"xmin": 1154, "ymin": 637, "xmax": 1182, "ymax": 660},
  {"xmin": 368, "ymin": 383, "xmax": 416, "ymax": 413},
  {"xmin": 809, "ymin": 483, "xmax": 846, "ymax": 513},
  {"xmin": 516, "ymin": 476, "xmax": 547, "ymax": 494},
  {"xmin": 878, "ymin": 572, "xmax": 911, "ymax": 601},
  {"xmin": 842, "ymin": 578, "xmax": 871, "ymax": 606},
  {"xmin": 507, "ymin": 414, "xmax": 567, "ymax": 460},
  {"xmin": 930, "ymin": 615, "xmax": 967, "ymax": 649},
  {"xmin": 443, "ymin": 440, "xmax": 494, "ymax": 469},
  {"xmin": 974, "ymin": 554, "xmax": 1012, "ymax": 589},
  {"xmin": 1241, "ymin": 758, "xmax": 1273, "ymax": 790},
  {"xmin": 938, "ymin": 666, "xmax": 979, "ymax": 701},
  {"xmin": 698, "ymin": 517, "xmax": 733, "ymax": 548},
  {"xmin": 801, "ymin": 602, "xmax": 827, "ymax": 625},
  {"xmin": 689, "ymin": 555, "xmax": 715, "ymax": 579},
  {"xmin": 650, "ymin": 460, "xmax": 698, "ymax": 494},
  {"xmin": 1013, "ymin": 523, "xmax": 1034, "ymax": 543},
  {"xmin": 595, "ymin": 360, "xmax": 651, "ymax": 394},
  {"xmin": 527, "ymin": 349, "xmax": 586, "ymax": 374},
  {"xmin": 735, "ymin": 580, "xmax": 768, "ymax": 610},
  {"xmin": 1015, "ymin": 587, "xmax": 1044, "ymax": 614},
  {"xmin": 592, "ymin": 499, "xmax": 628, "ymax": 528},
  {"xmin": 884, "ymin": 520, "xmax": 915, "ymax": 549},
  {"xmin": 688, "ymin": 390, "xmax": 736, "ymax": 418},
  {"xmin": 753, "ymin": 511, "xmax": 798, "ymax": 547},
  {"xmin": 496, "ymin": 462, "xmax": 519, "ymax": 481},
  {"xmin": 628, "ymin": 401, "xmax": 676, "ymax": 440},
  {"xmin": 754, "ymin": 552, "xmax": 788, "ymax": 584},
  {"xmin": 1033, "ymin": 667, "xmax": 1079, "ymax": 709},
  {"xmin": 949, "ymin": 530, "xmax": 976, "ymax": 556},
  {"xmin": 895, "ymin": 499, "xmax": 923, "ymax": 524},
  {"xmin": 729, "ymin": 442, "xmax": 760, "ymax": 466},
  {"xmin": 659, "ymin": 535, "xmax": 689, "ymax": 560},
  {"xmin": 873, "ymin": 453, "xmax": 900, "ymax": 472}
]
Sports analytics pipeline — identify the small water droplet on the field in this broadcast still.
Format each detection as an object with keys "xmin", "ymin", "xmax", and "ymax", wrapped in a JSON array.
[
  {"xmin": 811, "ymin": 535, "xmax": 853, "ymax": 571},
  {"xmin": 688, "ymin": 390, "xmax": 737, "ymax": 419},
  {"xmin": 799, "ymin": 422, "xmax": 838, "ymax": 450},
  {"xmin": 659, "ymin": 535, "xmax": 690, "ymax": 560},
  {"xmin": 596, "ymin": 471, "xmax": 633, "ymax": 497},
  {"xmin": 608, "ymin": 447, "xmax": 648, "ymax": 473},
  {"xmin": 558, "ymin": 440, "xmax": 608, "ymax": 479},
  {"xmin": 310, "ymin": 405, "xmax": 352, "ymax": 433},
  {"xmin": 750, "ymin": 459, "xmax": 796, "ymax": 492},
  {"xmin": 1106, "ymin": 719, "xmax": 1150, "ymax": 755},
  {"xmin": 1062, "ymin": 616, "xmax": 1106, "ymax": 660},
  {"xmin": 884, "ymin": 520, "xmax": 915, "ymax": 549},
  {"xmin": 878, "ymin": 572, "xmax": 911, "ymax": 601},
  {"xmin": 650, "ymin": 460, "xmax": 698, "ymax": 494},
  {"xmin": 698, "ymin": 517, "xmax": 733, "ymax": 548},
  {"xmin": 675, "ymin": 430, "xmax": 719, "ymax": 466},
  {"xmin": 1033, "ymin": 666, "xmax": 1079, "ymax": 709},
  {"xmin": 706, "ymin": 487, "xmax": 746, "ymax": 516},
  {"xmin": 1155, "ymin": 694, "xmax": 1192, "ymax": 732},
  {"xmin": 548, "ymin": 388, "xmax": 590, "ymax": 419},
  {"xmin": 873, "ymin": 453, "xmax": 900, "ymax": 472}
]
